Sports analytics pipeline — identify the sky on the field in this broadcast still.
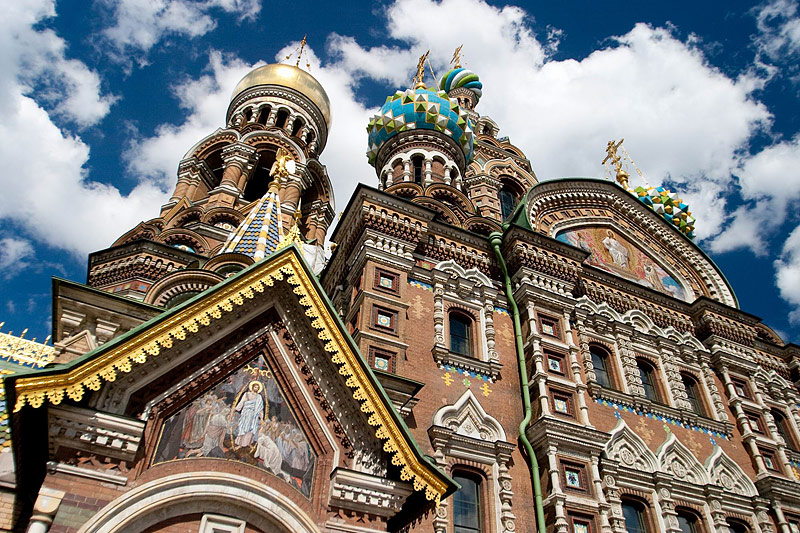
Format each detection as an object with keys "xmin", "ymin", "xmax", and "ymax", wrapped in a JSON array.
[{"xmin": 1, "ymin": 0, "xmax": 799, "ymax": 344}]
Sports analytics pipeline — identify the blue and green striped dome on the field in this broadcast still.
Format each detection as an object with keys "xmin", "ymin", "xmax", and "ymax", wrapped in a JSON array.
[
  {"xmin": 366, "ymin": 87, "xmax": 474, "ymax": 166},
  {"xmin": 439, "ymin": 67, "xmax": 483, "ymax": 101}
]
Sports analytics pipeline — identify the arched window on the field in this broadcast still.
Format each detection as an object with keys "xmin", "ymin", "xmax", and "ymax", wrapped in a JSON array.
[
  {"xmin": 621, "ymin": 499, "xmax": 649, "ymax": 533},
  {"xmin": 772, "ymin": 409, "xmax": 797, "ymax": 450},
  {"xmin": 637, "ymin": 359, "xmax": 659, "ymax": 402},
  {"xmin": 677, "ymin": 508, "xmax": 705, "ymax": 533},
  {"xmin": 412, "ymin": 155, "xmax": 424, "ymax": 185},
  {"xmin": 681, "ymin": 373, "xmax": 706, "ymax": 416},
  {"xmin": 275, "ymin": 109, "xmax": 289, "ymax": 129},
  {"xmin": 498, "ymin": 180, "xmax": 522, "ymax": 221},
  {"xmin": 453, "ymin": 472, "xmax": 482, "ymax": 533},
  {"xmin": 449, "ymin": 312, "xmax": 473, "ymax": 356},
  {"xmin": 590, "ymin": 345, "xmax": 613, "ymax": 389},
  {"xmin": 727, "ymin": 518, "xmax": 750, "ymax": 533},
  {"xmin": 291, "ymin": 117, "xmax": 304, "ymax": 137},
  {"xmin": 305, "ymin": 129, "xmax": 316, "ymax": 147},
  {"xmin": 256, "ymin": 105, "xmax": 271, "ymax": 125},
  {"xmin": 164, "ymin": 290, "xmax": 201, "ymax": 309}
]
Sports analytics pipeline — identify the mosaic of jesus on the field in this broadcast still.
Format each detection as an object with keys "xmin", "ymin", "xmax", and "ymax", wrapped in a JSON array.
[
  {"xmin": 556, "ymin": 227, "xmax": 688, "ymax": 301},
  {"xmin": 153, "ymin": 354, "xmax": 316, "ymax": 497}
]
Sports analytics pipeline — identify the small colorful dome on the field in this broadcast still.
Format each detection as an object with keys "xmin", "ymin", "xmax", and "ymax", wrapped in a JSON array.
[
  {"xmin": 439, "ymin": 67, "xmax": 483, "ymax": 100},
  {"xmin": 366, "ymin": 87, "xmax": 474, "ymax": 166},
  {"xmin": 633, "ymin": 186, "xmax": 696, "ymax": 240}
]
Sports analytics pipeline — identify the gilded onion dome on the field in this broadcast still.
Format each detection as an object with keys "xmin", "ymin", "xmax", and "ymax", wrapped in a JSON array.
[
  {"xmin": 439, "ymin": 67, "xmax": 483, "ymax": 101},
  {"xmin": 366, "ymin": 87, "xmax": 474, "ymax": 166},
  {"xmin": 230, "ymin": 63, "xmax": 331, "ymax": 126}
]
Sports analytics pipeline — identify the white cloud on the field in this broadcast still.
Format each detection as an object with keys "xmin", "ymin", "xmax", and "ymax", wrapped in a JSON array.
[
  {"xmin": 99, "ymin": 0, "xmax": 261, "ymax": 65},
  {"xmin": 776, "ymin": 224, "xmax": 800, "ymax": 324},
  {"xmin": 0, "ymin": 1, "xmax": 170, "ymax": 257},
  {"xmin": 755, "ymin": 0, "xmax": 800, "ymax": 60},
  {"xmin": 0, "ymin": 237, "xmax": 34, "ymax": 279},
  {"xmin": 328, "ymin": 1, "xmax": 771, "ymax": 242}
]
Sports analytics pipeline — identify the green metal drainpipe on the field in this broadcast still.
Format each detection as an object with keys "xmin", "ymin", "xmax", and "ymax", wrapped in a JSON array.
[{"xmin": 489, "ymin": 231, "xmax": 547, "ymax": 533}]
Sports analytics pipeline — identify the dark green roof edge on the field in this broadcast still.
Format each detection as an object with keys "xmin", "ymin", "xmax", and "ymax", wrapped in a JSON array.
[
  {"xmin": 8, "ymin": 244, "xmax": 457, "ymax": 497},
  {"xmin": 517, "ymin": 176, "xmax": 739, "ymax": 308}
]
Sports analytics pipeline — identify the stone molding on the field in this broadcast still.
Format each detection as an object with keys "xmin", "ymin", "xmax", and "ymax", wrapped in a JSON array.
[
  {"xmin": 48, "ymin": 405, "xmax": 144, "ymax": 463},
  {"xmin": 328, "ymin": 467, "xmax": 413, "ymax": 517}
]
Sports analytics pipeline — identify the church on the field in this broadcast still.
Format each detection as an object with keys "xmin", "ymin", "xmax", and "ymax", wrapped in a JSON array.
[{"xmin": 0, "ymin": 47, "xmax": 799, "ymax": 533}]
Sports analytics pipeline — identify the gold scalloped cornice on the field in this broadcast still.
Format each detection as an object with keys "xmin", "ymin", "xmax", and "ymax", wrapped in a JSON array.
[{"xmin": 11, "ymin": 248, "xmax": 446, "ymax": 503}]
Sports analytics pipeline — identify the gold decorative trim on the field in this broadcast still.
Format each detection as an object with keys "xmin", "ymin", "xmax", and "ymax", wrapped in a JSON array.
[{"xmin": 12, "ymin": 249, "xmax": 446, "ymax": 503}]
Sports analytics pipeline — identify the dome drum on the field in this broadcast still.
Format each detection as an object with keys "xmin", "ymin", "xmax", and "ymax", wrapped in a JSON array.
[
  {"xmin": 372, "ymin": 130, "xmax": 467, "ymax": 179},
  {"xmin": 228, "ymin": 86, "xmax": 328, "ymax": 154}
]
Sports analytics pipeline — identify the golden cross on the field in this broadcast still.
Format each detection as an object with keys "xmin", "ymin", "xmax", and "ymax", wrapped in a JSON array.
[
  {"xmin": 413, "ymin": 50, "xmax": 430, "ymax": 88},
  {"xmin": 295, "ymin": 35, "xmax": 307, "ymax": 67},
  {"xmin": 451, "ymin": 45, "xmax": 463, "ymax": 68},
  {"xmin": 602, "ymin": 138, "xmax": 631, "ymax": 190}
]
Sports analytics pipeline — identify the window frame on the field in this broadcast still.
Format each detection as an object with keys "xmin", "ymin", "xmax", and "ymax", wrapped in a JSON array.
[
  {"xmin": 636, "ymin": 358, "xmax": 661, "ymax": 403},
  {"xmin": 568, "ymin": 512, "xmax": 594, "ymax": 533},
  {"xmin": 452, "ymin": 470, "xmax": 484, "ymax": 533},
  {"xmin": 772, "ymin": 408, "xmax": 798, "ymax": 450},
  {"xmin": 546, "ymin": 350, "xmax": 568, "ymax": 376},
  {"xmin": 731, "ymin": 378, "xmax": 752, "ymax": 400},
  {"xmin": 759, "ymin": 447, "xmax": 780, "ymax": 472},
  {"xmin": 538, "ymin": 314, "xmax": 561, "ymax": 339},
  {"xmin": 589, "ymin": 345, "xmax": 614, "ymax": 389},
  {"xmin": 745, "ymin": 410, "xmax": 765, "ymax": 434},
  {"xmin": 681, "ymin": 372, "xmax": 708, "ymax": 417},
  {"xmin": 552, "ymin": 389, "xmax": 575, "ymax": 417},
  {"xmin": 675, "ymin": 507, "xmax": 705, "ymax": 533},
  {"xmin": 373, "ymin": 267, "xmax": 399, "ymax": 294},
  {"xmin": 372, "ymin": 305, "xmax": 398, "ymax": 333},
  {"xmin": 369, "ymin": 346, "xmax": 396, "ymax": 373},
  {"xmin": 560, "ymin": 460, "xmax": 589, "ymax": 493},
  {"xmin": 621, "ymin": 498, "xmax": 651, "ymax": 533},
  {"xmin": 449, "ymin": 311, "xmax": 475, "ymax": 357}
]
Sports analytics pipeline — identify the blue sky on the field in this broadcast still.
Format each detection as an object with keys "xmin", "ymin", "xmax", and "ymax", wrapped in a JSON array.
[{"xmin": 1, "ymin": 0, "xmax": 799, "ymax": 343}]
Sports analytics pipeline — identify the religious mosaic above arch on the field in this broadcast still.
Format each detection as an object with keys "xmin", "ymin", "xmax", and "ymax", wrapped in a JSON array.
[
  {"xmin": 153, "ymin": 353, "xmax": 316, "ymax": 498},
  {"xmin": 556, "ymin": 226, "xmax": 688, "ymax": 301}
]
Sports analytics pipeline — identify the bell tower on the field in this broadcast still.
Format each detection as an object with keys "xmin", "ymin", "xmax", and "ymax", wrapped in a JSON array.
[{"xmin": 86, "ymin": 57, "xmax": 335, "ymax": 304}]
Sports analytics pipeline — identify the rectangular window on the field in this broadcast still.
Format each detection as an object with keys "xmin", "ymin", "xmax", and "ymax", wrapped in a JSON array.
[
  {"xmin": 561, "ymin": 462, "xmax": 587, "ymax": 492},
  {"xmin": 547, "ymin": 352, "xmax": 566, "ymax": 375},
  {"xmin": 373, "ymin": 306, "xmax": 397, "ymax": 333},
  {"xmin": 552, "ymin": 391, "xmax": 574, "ymax": 417},
  {"xmin": 760, "ymin": 448, "xmax": 778, "ymax": 471},
  {"xmin": 746, "ymin": 412, "xmax": 764, "ymax": 434},
  {"xmin": 369, "ymin": 347, "xmax": 395, "ymax": 373},
  {"xmin": 539, "ymin": 315, "xmax": 560, "ymax": 338},
  {"xmin": 374, "ymin": 268, "xmax": 399, "ymax": 293},
  {"xmin": 569, "ymin": 514, "xmax": 594, "ymax": 533},
  {"xmin": 732, "ymin": 378, "xmax": 751, "ymax": 399}
]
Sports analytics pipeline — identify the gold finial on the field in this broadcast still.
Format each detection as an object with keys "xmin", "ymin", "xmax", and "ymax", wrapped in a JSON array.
[
  {"xmin": 451, "ymin": 45, "xmax": 463, "ymax": 68},
  {"xmin": 296, "ymin": 35, "xmax": 307, "ymax": 68},
  {"xmin": 284, "ymin": 36, "xmax": 311, "ymax": 70},
  {"xmin": 602, "ymin": 138, "xmax": 631, "ymax": 190},
  {"xmin": 413, "ymin": 50, "xmax": 430, "ymax": 88},
  {"xmin": 276, "ymin": 199, "xmax": 304, "ymax": 250}
]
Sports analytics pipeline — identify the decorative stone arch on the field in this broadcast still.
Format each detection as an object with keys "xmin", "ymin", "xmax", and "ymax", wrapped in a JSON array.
[
  {"xmin": 426, "ymin": 184, "xmax": 475, "ymax": 214},
  {"xmin": 202, "ymin": 207, "xmax": 245, "ymax": 230},
  {"xmin": 705, "ymin": 447, "xmax": 758, "ymax": 498},
  {"xmin": 412, "ymin": 197, "xmax": 462, "ymax": 226},
  {"xmin": 144, "ymin": 270, "xmax": 224, "ymax": 306},
  {"xmin": 157, "ymin": 228, "xmax": 210, "ymax": 256},
  {"xmin": 463, "ymin": 216, "xmax": 501, "ymax": 237},
  {"xmin": 76, "ymin": 471, "xmax": 320, "ymax": 533},
  {"xmin": 183, "ymin": 130, "xmax": 240, "ymax": 161},
  {"xmin": 435, "ymin": 260, "xmax": 492, "ymax": 288},
  {"xmin": 604, "ymin": 419, "xmax": 658, "ymax": 472},
  {"xmin": 112, "ymin": 222, "xmax": 161, "ymax": 247},
  {"xmin": 166, "ymin": 207, "xmax": 204, "ymax": 230},
  {"xmin": 429, "ymin": 391, "xmax": 515, "ymax": 533},
  {"xmin": 656, "ymin": 433, "xmax": 709, "ymax": 485},
  {"xmin": 385, "ymin": 181, "xmax": 423, "ymax": 199},
  {"xmin": 527, "ymin": 179, "xmax": 735, "ymax": 306}
]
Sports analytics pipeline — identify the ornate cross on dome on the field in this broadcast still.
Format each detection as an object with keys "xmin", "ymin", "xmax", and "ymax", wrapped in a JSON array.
[
  {"xmin": 451, "ymin": 45, "xmax": 463, "ymax": 68},
  {"xmin": 413, "ymin": 50, "xmax": 430, "ymax": 88}
]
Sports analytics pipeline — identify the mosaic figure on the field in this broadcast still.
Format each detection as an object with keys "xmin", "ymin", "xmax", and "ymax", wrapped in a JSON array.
[
  {"xmin": 557, "ymin": 227, "xmax": 688, "ymax": 301},
  {"xmin": 153, "ymin": 354, "xmax": 316, "ymax": 497}
]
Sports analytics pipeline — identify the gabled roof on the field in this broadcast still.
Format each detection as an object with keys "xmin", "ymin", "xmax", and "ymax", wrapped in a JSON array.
[{"xmin": 6, "ymin": 244, "xmax": 454, "ymax": 504}]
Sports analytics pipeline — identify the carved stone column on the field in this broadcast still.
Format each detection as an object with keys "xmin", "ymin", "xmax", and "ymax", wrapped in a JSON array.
[
  {"xmin": 496, "ymin": 443, "xmax": 517, "ymax": 533},
  {"xmin": 616, "ymin": 334, "xmax": 644, "ymax": 396},
  {"xmin": 548, "ymin": 445, "xmax": 569, "ymax": 533},
  {"xmin": 484, "ymin": 301, "xmax": 498, "ymax": 362},
  {"xmin": 701, "ymin": 363, "xmax": 728, "ymax": 422},
  {"xmin": 654, "ymin": 482, "xmax": 681, "ymax": 533},
  {"xmin": 423, "ymin": 157, "xmax": 433, "ymax": 187},
  {"xmin": 433, "ymin": 281, "xmax": 446, "ymax": 348},
  {"xmin": 212, "ymin": 144, "xmax": 257, "ymax": 206}
]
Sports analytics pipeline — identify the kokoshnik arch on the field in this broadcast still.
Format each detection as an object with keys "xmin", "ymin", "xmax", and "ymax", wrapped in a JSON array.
[{"xmin": 0, "ymin": 47, "xmax": 798, "ymax": 533}]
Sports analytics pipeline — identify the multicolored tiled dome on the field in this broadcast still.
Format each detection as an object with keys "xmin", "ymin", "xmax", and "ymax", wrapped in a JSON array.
[
  {"xmin": 439, "ymin": 67, "xmax": 483, "ymax": 101},
  {"xmin": 366, "ymin": 87, "xmax": 474, "ymax": 166},
  {"xmin": 634, "ymin": 186, "xmax": 696, "ymax": 239}
]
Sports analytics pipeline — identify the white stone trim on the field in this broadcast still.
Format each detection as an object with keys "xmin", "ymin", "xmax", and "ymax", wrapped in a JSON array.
[{"xmin": 77, "ymin": 471, "xmax": 320, "ymax": 533}]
